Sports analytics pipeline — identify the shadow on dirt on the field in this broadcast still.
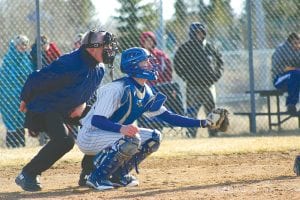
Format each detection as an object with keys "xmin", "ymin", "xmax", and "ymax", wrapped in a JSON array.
[
  {"xmin": 0, "ymin": 186, "xmax": 90, "ymax": 200},
  {"xmin": 0, "ymin": 175, "xmax": 296, "ymax": 200},
  {"xmin": 115, "ymin": 175, "xmax": 296, "ymax": 199}
]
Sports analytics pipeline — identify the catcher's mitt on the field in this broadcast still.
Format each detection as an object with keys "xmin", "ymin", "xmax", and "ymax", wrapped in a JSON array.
[{"xmin": 206, "ymin": 108, "xmax": 230, "ymax": 132}]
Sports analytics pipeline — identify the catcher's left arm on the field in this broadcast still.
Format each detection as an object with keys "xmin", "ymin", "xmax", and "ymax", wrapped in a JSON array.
[{"xmin": 206, "ymin": 108, "xmax": 230, "ymax": 132}]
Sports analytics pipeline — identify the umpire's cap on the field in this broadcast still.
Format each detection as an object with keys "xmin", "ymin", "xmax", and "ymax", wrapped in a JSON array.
[{"xmin": 189, "ymin": 22, "xmax": 206, "ymax": 39}]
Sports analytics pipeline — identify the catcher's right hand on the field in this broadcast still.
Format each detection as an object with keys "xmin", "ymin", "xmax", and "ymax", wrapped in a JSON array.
[{"xmin": 206, "ymin": 108, "xmax": 230, "ymax": 132}]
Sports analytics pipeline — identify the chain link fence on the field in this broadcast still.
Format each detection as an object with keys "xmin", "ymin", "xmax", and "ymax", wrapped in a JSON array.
[{"xmin": 0, "ymin": 0, "xmax": 299, "ymax": 148}]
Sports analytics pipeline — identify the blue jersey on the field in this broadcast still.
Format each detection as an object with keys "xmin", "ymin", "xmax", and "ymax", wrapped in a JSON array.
[
  {"xmin": 109, "ymin": 77, "xmax": 167, "ymax": 124},
  {"xmin": 81, "ymin": 77, "xmax": 167, "ymax": 131},
  {"xmin": 21, "ymin": 48, "xmax": 105, "ymax": 117}
]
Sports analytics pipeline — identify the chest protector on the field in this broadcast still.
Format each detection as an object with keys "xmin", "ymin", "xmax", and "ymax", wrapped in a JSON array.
[{"xmin": 109, "ymin": 77, "xmax": 167, "ymax": 125}]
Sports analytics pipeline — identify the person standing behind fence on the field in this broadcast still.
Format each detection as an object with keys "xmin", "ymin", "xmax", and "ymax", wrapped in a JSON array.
[
  {"xmin": 173, "ymin": 22, "xmax": 224, "ymax": 137},
  {"xmin": 14, "ymin": 29, "xmax": 118, "ymax": 192},
  {"xmin": 0, "ymin": 35, "xmax": 33, "ymax": 148},
  {"xmin": 271, "ymin": 32, "xmax": 300, "ymax": 116},
  {"xmin": 139, "ymin": 31, "xmax": 172, "ymax": 84},
  {"xmin": 138, "ymin": 31, "xmax": 178, "ymax": 130},
  {"xmin": 30, "ymin": 35, "xmax": 61, "ymax": 70}
]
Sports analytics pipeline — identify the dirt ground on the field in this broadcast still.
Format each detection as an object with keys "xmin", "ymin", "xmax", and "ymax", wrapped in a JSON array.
[{"xmin": 1, "ymin": 151, "xmax": 300, "ymax": 200}]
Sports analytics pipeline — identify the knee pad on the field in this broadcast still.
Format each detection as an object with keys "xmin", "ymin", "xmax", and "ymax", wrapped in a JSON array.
[
  {"xmin": 93, "ymin": 135, "xmax": 141, "ymax": 169},
  {"xmin": 142, "ymin": 129, "xmax": 162, "ymax": 153},
  {"xmin": 114, "ymin": 130, "xmax": 162, "ymax": 175},
  {"xmin": 92, "ymin": 135, "xmax": 141, "ymax": 179},
  {"xmin": 115, "ymin": 135, "xmax": 141, "ymax": 157}
]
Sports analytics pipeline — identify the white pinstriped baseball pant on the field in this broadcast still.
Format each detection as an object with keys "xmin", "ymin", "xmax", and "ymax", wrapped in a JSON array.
[{"xmin": 76, "ymin": 126, "xmax": 156, "ymax": 155}]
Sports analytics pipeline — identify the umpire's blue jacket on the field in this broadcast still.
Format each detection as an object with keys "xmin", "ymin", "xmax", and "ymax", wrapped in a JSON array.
[{"xmin": 21, "ymin": 47, "xmax": 105, "ymax": 120}]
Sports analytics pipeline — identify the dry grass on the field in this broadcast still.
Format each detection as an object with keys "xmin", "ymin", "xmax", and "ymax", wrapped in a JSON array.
[{"xmin": 1, "ymin": 135, "xmax": 300, "ymax": 167}]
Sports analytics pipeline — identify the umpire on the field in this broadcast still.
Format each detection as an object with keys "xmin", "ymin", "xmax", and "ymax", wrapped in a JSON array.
[
  {"xmin": 174, "ymin": 22, "xmax": 224, "ymax": 137},
  {"xmin": 15, "ymin": 29, "xmax": 118, "ymax": 192}
]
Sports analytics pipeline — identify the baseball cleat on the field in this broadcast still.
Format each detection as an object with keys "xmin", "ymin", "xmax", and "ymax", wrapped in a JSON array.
[
  {"xmin": 86, "ymin": 174, "xmax": 114, "ymax": 191},
  {"xmin": 15, "ymin": 171, "xmax": 42, "ymax": 192},
  {"xmin": 111, "ymin": 174, "xmax": 139, "ymax": 187}
]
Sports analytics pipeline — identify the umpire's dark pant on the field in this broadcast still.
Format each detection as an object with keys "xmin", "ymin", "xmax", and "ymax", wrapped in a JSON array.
[{"xmin": 23, "ymin": 112, "xmax": 75, "ymax": 177}]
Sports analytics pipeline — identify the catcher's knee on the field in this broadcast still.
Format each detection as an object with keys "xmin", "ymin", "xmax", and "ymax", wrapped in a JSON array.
[
  {"xmin": 142, "ymin": 129, "xmax": 162, "ymax": 153},
  {"xmin": 116, "ymin": 134, "xmax": 141, "ymax": 157}
]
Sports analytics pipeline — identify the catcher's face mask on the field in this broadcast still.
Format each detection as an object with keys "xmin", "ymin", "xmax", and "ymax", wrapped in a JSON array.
[{"xmin": 120, "ymin": 47, "xmax": 158, "ymax": 81}]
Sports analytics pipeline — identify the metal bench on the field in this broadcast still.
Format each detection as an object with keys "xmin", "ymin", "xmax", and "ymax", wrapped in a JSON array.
[{"xmin": 234, "ymin": 89, "xmax": 300, "ymax": 132}]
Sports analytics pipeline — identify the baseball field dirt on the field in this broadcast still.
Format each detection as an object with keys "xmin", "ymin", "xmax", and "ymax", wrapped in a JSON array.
[{"xmin": 1, "ymin": 136, "xmax": 300, "ymax": 200}]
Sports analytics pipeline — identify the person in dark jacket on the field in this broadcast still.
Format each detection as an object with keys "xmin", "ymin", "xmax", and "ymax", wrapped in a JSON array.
[
  {"xmin": 272, "ymin": 32, "xmax": 300, "ymax": 115},
  {"xmin": 30, "ymin": 35, "xmax": 61, "ymax": 70},
  {"xmin": 15, "ymin": 29, "xmax": 118, "ymax": 192},
  {"xmin": 173, "ymin": 22, "xmax": 224, "ymax": 137},
  {"xmin": 0, "ymin": 35, "xmax": 33, "ymax": 148}
]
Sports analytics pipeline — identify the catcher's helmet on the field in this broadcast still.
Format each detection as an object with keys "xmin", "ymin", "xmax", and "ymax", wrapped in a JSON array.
[
  {"xmin": 189, "ymin": 22, "xmax": 206, "ymax": 39},
  {"xmin": 120, "ymin": 47, "xmax": 158, "ymax": 81}
]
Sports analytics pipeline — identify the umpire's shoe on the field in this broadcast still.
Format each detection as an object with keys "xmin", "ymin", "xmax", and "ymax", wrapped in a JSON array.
[
  {"xmin": 86, "ymin": 173, "xmax": 114, "ymax": 191},
  {"xmin": 15, "ymin": 171, "xmax": 42, "ymax": 192},
  {"xmin": 111, "ymin": 174, "xmax": 139, "ymax": 187},
  {"xmin": 294, "ymin": 155, "xmax": 300, "ymax": 176}
]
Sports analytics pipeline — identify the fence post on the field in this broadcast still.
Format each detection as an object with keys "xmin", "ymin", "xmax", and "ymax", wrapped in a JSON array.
[
  {"xmin": 247, "ymin": 0, "xmax": 257, "ymax": 134},
  {"xmin": 157, "ymin": 0, "xmax": 165, "ymax": 51},
  {"xmin": 35, "ymin": 0, "xmax": 42, "ymax": 70}
]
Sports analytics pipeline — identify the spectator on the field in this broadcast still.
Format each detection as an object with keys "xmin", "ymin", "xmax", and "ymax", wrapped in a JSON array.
[
  {"xmin": 272, "ymin": 32, "xmax": 300, "ymax": 116},
  {"xmin": 173, "ymin": 22, "xmax": 224, "ymax": 137},
  {"xmin": 139, "ymin": 31, "xmax": 184, "ymax": 131},
  {"xmin": 0, "ymin": 35, "xmax": 34, "ymax": 148},
  {"xmin": 73, "ymin": 33, "xmax": 83, "ymax": 50},
  {"xmin": 30, "ymin": 35, "xmax": 61, "ymax": 70},
  {"xmin": 139, "ymin": 31, "xmax": 172, "ymax": 84}
]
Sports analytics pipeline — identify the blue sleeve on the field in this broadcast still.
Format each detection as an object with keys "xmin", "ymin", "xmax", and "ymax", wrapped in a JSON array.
[
  {"xmin": 20, "ymin": 59, "xmax": 73, "ymax": 102},
  {"xmin": 156, "ymin": 110, "xmax": 208, "ymax": 128},
  {"xmin": 91, "ymin": 115, "xmax": 122, "ymax": 133}
]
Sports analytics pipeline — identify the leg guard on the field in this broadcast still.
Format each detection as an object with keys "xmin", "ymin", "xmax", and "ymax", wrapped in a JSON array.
[
  {"xmin": 88, "ymin": 135, "xmax": 141, "ymax": 188},
  {"xmin": 111, "ymin": 130, "xmax": 161, "ymax": 185}
]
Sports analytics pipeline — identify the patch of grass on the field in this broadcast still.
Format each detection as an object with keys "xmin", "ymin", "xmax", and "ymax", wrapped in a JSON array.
[
  {"xmin": 156, "ymin": 136, "xmax": 300, "ymax": 157},
  {"xmin": 1, "ymin": 136, "xmax": 300, "ymax": 167}
]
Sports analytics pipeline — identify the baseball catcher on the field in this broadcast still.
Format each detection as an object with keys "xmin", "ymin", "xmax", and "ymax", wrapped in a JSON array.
[{"xmin": 76, "ymin": 47, "xmax": 230, "ymax": 191}]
